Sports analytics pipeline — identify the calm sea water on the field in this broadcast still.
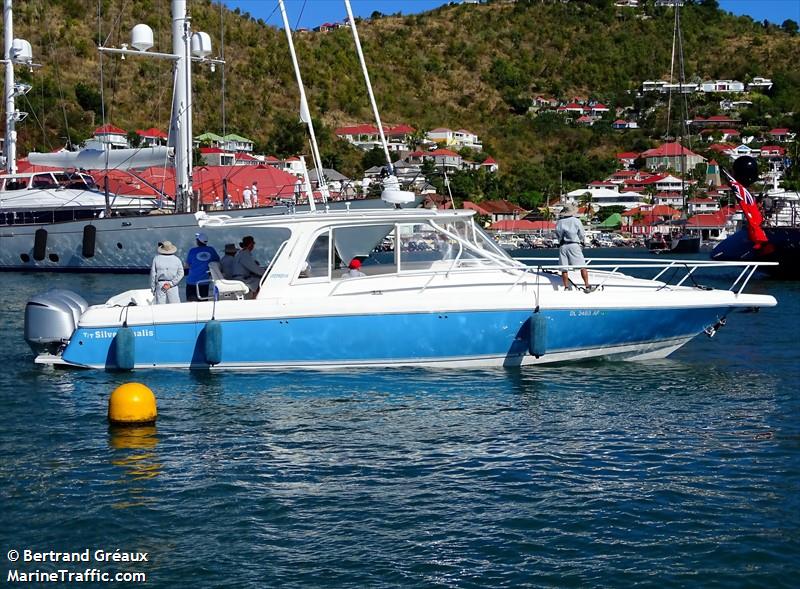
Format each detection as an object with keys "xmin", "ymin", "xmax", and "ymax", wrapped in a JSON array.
[{"xmin": 1, "ymin": 250, "xmax": 798, "ymax": 588}]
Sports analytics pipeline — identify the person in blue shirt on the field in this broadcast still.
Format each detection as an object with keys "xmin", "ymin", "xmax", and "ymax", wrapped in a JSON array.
[{"xmin": 185, "ymin": 232, "xmax": 220, "ymax": 301}]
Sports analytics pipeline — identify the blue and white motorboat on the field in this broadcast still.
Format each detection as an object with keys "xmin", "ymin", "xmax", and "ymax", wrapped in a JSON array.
[{"xmin": 24, "ymin": 205, "xmax": 777, "ymax": 370}]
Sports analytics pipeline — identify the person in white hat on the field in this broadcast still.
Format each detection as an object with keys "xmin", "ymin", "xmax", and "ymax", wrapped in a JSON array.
[
  {"xmin": 555, "ymin": 204, "xmax": 594, "ymax": 292},
  {"xmin": 150, "ymin": 241, "xmax": 184, "ymax": 304},
  {"xmin": 185, "ymin": 232, "xmax": 220, "ymax": 301}
]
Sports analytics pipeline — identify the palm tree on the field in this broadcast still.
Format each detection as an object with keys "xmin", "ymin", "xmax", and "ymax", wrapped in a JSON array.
[
  {"xmin": 578, "ymin": 191, "xmax": 593, "ymax": 215},
  {"xmin": 407, "ymin": 129, "xmax": 428, "ymax": 152}
]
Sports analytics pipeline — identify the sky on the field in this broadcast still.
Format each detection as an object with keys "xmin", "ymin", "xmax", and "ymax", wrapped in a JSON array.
[{"xmin": 221, "ymin": 0, "xmax": 800, "ymax": 29}]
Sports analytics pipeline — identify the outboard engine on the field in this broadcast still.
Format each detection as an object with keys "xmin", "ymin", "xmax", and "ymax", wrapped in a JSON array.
[{"xmin": 24, "ymin": 289, "xmax": 88, "ymax": 355}]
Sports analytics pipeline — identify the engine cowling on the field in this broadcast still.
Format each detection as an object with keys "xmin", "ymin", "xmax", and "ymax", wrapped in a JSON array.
[{"xmin": 24, "ymin": 289, "xmax": 88, "ymax": 355}]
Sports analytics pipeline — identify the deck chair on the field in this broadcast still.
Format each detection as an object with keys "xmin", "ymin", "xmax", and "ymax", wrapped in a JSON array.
[{"xmin": 208, "ymin": 261, "xmax": 250, "ymax": 300}]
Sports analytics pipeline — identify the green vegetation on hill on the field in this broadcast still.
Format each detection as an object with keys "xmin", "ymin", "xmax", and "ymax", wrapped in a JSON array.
[{"xmin": 7, "ymin": 0, "xmax": 800, "ymax": 207}]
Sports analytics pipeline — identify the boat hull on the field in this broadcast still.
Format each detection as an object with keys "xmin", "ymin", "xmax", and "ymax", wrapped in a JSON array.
[
  {"xmin": 56, "ymin": 305, "xmax": 734, "ymax": 370},
  {"xmin": 711, "ymin": 227, "xmax": 800, "ymax": 279}
]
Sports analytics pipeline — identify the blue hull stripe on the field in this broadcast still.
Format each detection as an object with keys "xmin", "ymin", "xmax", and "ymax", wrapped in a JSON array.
[{"xmin": 63, "ymin": 307, "xmax": 731, "ymax": 368}]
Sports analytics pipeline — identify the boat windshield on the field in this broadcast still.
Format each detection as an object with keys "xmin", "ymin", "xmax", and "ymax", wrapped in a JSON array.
[
  {"xmin": 31, "ymin": 174, "xmax": 59, "ymax": 189},
  {"xmin": 53, "ymin": 173, "xmax": 98, "ymax": 190},
  {"xmin": 297, "ymin": 217, "xmax": 515, "ymax": 281}
]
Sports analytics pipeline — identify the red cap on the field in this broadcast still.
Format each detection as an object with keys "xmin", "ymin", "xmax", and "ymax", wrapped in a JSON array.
[{"xmin": 349, "ymin": 258, "xmax": 361, "ymax": 269}]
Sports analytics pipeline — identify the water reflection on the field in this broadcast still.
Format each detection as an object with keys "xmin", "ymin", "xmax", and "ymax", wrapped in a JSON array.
[{"xmin": 108, "ymin": 425, "xmax": 161, "ymax": 508}]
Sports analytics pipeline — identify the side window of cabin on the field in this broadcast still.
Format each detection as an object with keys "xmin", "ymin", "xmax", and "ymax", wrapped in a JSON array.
[
  {"xmin": 5, "ymin": 178, "xmax": 26, "ymax": 190},
  {"xmin": 299, "ymin": 232, "xmax": 331, "ymax": 280},
  {"xmin": 32, "ymin": 174, "xmax": 57, "ymax": 189},
  {"xmin": 333, "ymin": 224, "xmax": 395, "ymax": 277}
]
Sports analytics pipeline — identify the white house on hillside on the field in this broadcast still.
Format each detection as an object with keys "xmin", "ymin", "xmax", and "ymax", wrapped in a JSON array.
[{"xmin": 426, "ymin": 128, "xmax": 482, "ymax": 151}]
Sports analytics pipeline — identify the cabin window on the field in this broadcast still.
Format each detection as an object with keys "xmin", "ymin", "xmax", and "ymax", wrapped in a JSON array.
[
  {"xmin": 332, "ymin": 224, "xmax": 395, "ymax": 278},
  {"xmin": 298, "ymin": 231, "xmax": 332, "ymax": 280},
  {"xmin": 32, "ymin": 174, "xmax": 58, "ymax": 189},
  {"xmin": 4, "ymin": 178, "xmax": 27, "ymax": 190}
]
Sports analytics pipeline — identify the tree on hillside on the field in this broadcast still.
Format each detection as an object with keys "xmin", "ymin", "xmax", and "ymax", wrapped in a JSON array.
[{"xmin": 267, "ymin": 113, "xmax": 306, "ymax": 158}]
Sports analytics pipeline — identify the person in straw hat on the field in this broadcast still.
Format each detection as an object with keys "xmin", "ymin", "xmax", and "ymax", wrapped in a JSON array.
[
  {"xmin": 150, "ymin": 240, "xmax": 184, "ymax": 304},
  {"xmin": 555, "ymin": 204, "xmax": 594, "ymax": 292}
]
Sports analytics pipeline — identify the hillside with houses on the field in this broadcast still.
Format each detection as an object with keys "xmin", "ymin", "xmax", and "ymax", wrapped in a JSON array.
[{"xmin": 4, "ymin": 0, "xmax": 799, "ymax": 226}]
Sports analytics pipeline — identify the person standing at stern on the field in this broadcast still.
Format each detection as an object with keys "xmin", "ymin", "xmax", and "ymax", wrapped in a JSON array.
[
  {"xmin": 555, "ymin": 204, "xmax": 593, "ymax": 292},
  {"xmin": 185, "ymin": 232, "xmax": 220, "ymax": 301},
  {"xmin": 150, "ymin": 241, "xmax": 184, "ymax": 304}
]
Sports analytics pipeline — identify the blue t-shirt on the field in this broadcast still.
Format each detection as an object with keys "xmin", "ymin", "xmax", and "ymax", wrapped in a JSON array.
[{"xmin": 186, "ymin": 245, "xmax": 220, "ymax": 285}]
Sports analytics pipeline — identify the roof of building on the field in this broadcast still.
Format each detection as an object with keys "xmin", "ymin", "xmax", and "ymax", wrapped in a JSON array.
[
  {"xmin": 464, "ymin": 199, "xmax": 527, "ymax": 216},
  {"xmin": 136, "ymin": 127, "xmax": 168, "ymax": 139},
  {"xmin": 640, "ymin": 142, "xmax": 702, "ymax": 158},
  {"xmin": 94, "ymin": 124, "xmax": 126, "ymax": 135},
  {"xmin": 223, "ymin": 133, "xmax": 253, "ymax": 143},
  {"xmin": 428, "ymin": 148, "xmax": 461, "ymax": 157}
]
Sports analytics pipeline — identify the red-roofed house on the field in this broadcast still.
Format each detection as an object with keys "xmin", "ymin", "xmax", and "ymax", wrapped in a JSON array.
[
  {"xmin": 684, "ymin": 206, "xmax": 735, "ymax": 241},
  {"xmin": 576, "ymin": 115, "xmax": 593, "ymax": 126},
  {"xmin": 335, "ymin": 123, "xmax": 416, "ymax": 152},
  {"xmin": 235, "ymin": 152, "xmax": 260, "ymax": 165},
  {"xmin": 621, "ymin": 205, "xmax": 683, "ymax": 237},
  {"xmin": 708, "ymin": 143, "xmax": 735, "ymax": 154},
  {"xmin": 136, "ymin": 128, "xmax": 168, "ymax": 147},
  {"xmin": 687, "ymin": 197, "xmax": 719, "ymax": 215},
  {"xmin": 93, "ymin": 124, "xmax": 128, "ymax": 148},
  {"xmin": 199, "ymin": 147, "xmax": 235, "ymax": 166},
  {"xmin": 701, "ymin": 128, "xmax": 739, "ymax": 142},
  {"xmin": 702, "ymin": 115, "xmax": 739, "ymax": 127},
  {"xmin": 463, "ymin": 199, "xmax": 528, "ymax": 223},
  {"xmin": 759, "ymin": 145, "xmax": 786, "ymax": 159},
  {"xmin": 768, "ymin": 128, "xmax": 793, "ymax": 142},
  {"xmin": 335, "ymin": 124, "xmax": 381, "ymax": 151},
  {"xmin": 590, "ymin": 103, "xmax": 610, "ymax": 116},
  {"xmin": 640, "ymin": 142, "xmax": 705, "ymax": 172},
  {"xmin": 480, "ymin": 156, "xmax": 498, "ymax": 173},
  {"xmin": 557, "ymin": 102, "xmax": 586, "ymax": 115},
  {"xmin": 616, "ymin": 152, "xmax": 639, "ymax": 168},
  {"xmin": 428, "ymin": 148, "xmax": 462, "ymax": 170}
]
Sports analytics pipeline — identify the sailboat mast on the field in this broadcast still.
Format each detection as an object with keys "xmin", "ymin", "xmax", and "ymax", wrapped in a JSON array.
[
  {"xmin": 676, "ymin": 4, "xmax": 686, "ymax": 211},
  {"xmin": 277, "ymin": 0, "xmax": 328, "ymax": 205},
  {"xmin": 171, "ymin": 0, "xmax": 192, "ymax": 213},
  {"xmin": 343, "ymin": 0, "xmax": 393, "ymax": 176},
  {"xmin": 3, "ymin": 0, "xmax": 17, "ymax": 174}
]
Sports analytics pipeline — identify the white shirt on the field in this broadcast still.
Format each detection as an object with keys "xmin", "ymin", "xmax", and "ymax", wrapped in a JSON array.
[{"xmin": 243, "ymin": 188, "xmax": 252, "ymax": 206}]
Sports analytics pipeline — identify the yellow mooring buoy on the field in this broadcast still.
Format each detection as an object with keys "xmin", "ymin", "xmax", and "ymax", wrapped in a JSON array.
[{"xmin": 108, "ymin": 383, "xmax": 157, "ymax": 426}]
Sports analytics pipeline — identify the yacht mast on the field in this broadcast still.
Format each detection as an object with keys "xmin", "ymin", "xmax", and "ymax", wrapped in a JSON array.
[
  {"xmin": 171, "ymin": 0, "xmax": 192, "ymax": 213},
  {"xmin": 97, "ymin": 0, "xmax": 221, "ymax": 212},
  {"xmin": 3, "ymin": 0, "xmax": 30, "ymax": 175}
]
